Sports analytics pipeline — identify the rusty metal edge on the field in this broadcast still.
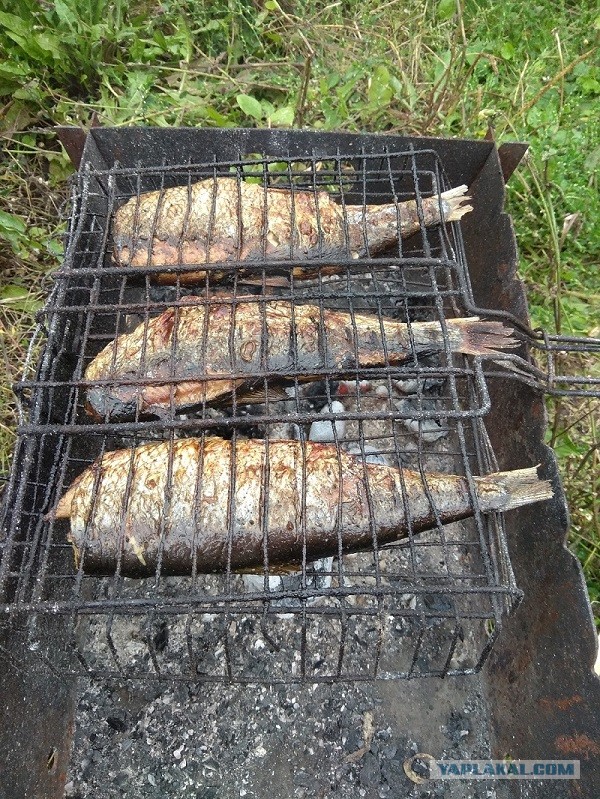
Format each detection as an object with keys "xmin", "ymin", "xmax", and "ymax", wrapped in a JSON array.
[
  {"xmin": 57, "ymin": 124, "xmax": 528, "ymax": 188},
  {"xmin": 497, "ymin": 142, "xmax": 529, "ymax": 184},
  {"xmin": 0, "ymin": 621, "xmax": 78, "ymax": 799},
  {"xmin": 55, "ymin": 126, "xmax": 87, "ymax": 170},
  {"xmin": 463, "ymin": 142, "xmax": 600, "ymax": 798}
]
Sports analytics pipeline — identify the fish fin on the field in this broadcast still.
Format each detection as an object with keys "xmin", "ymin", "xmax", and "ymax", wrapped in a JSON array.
[
  {"xmin": 474, "ymin": 465, "xmax": 553, "ymax": 513},
  {"xmin": 238, "ymin": 276, "xmax": 291, "ymax": 288},
  {"xmin": 236, "ymin": 564, "xmax": 301, "ymax": 576},
  {"xmin": 70, "ymin": 539, "xmax": 81, "ymax": 570},
  {"xmin": 153, "ymin": 308, "xmax": 177, "ymax": 347},
  {"xmin": 447, "ymin": 317, "xmax": 520, "ymax": 357},
  {"xmin": 440, "ymin": 185, "xmax": 473, "ymax": 221},
  {"xmin": 233, "ymin": 382, "xmax": 290, "ymax": 405}
]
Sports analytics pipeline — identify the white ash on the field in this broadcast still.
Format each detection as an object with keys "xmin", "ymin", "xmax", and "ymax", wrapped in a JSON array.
[
  {"xmin": 240, "ymin": 557, "xmax": 334, "ymax": 605},
  {"xmin": 308, "ymin": 400, "xmax": 346, "ymax": 443},
  {"xmin": 394, "ymin": 376, "xmax": 445, "ymax": 394},
  {"xmin": 394, "ymin": 398, "xmax": 448, "ymax": 443},
  {"xmin": 344, "ymin": 445, "xmax": 388, "ymax": 466},
  {"xmin": 339, "ymin": 384, "xmax": 403, "ymax": 468},
  {"xmin": 64, "ymin": 498, "xmax": 496, "ymax": 796},
  {"xmin": 235, "ymin": 381, "xmax": 339, "ymax": 442},
  {"xmin": 65, "ymin": 607, "xmax": 497, "ymax": 799}
]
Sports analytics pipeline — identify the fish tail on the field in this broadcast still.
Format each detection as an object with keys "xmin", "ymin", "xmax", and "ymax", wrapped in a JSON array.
[
  {"xmin": 403, "ymin": 317, "xmax": 519, "ymax": 358},
  {"xmin": 474, "ymin": 466, "xmax": 554, "ymax": 513},
  {"xmin": 440, "ymin": 185, "xmax": 473, "ymax": 221},
  {"xmin": 446, "ymin": 317, "xmax": 520, "ymax": 357}
]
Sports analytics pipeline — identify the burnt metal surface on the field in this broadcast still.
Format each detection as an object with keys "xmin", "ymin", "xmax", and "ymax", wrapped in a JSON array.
[
  {"xmin": 63, "ymin": 669, "xmax": 500, "ymax": 799},
  {"xmin": 462, "ymin": 144, "xmax": 600, "ymax": 797},
  {"xmin": 57, "ymin": 125, "xmax": 528, "ymax": 187},
  {"xmin": 55, "ymin": 126, "xmax": 87, "ymax": 170},
  {"xmin": 0, "ymin": 620, "xmax": 77, "ymax": 799},
  {"xmin": 0, "ymin": 128, "xmax": 598, "ymax": 798},
  {"xmin": 496, "ymin": 142, "xmax": 529, "ymax": 185}
]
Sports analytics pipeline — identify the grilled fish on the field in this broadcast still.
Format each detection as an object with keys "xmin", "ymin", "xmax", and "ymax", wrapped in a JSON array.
[
  {"xmin": 112, "ymin": 180, "xmax": 472, "ymax": 283},
  {"xmin": 50, "ymin": 438, "xmax": 553, "ymax": 577},
  {"xmin": 84, "ymin": 299, "xmax": 518, "ymax": 420}
]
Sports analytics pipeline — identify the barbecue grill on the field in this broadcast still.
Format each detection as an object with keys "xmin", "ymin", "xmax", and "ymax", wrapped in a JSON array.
[{"xmin": 1, "ymin": 128, "xmax": 599, "ymax": 798}]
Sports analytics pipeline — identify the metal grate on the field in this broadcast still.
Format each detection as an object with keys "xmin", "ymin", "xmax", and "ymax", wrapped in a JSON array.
[{"xmin": 0, "ymin": 147, "xmax": 525, "ymax": 682}]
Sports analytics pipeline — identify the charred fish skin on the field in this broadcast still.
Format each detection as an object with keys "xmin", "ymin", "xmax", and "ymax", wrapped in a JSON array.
[
  {"xmin": 83, "ymin": 300, "xmax": 518, "ymax": 420},
  {"xmin": 51, "ymin": 438, "xmax": 553, "ymax": 578},
  {"xmin": 112, "ymin": 179, "xmax": 472, "ymax": 283}
]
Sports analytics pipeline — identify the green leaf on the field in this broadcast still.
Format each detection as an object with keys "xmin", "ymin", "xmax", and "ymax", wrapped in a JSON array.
[
  {"xmin": 254, "ymin": 10, "xmax": 268, "ymax": 27},
  {"xmin": 0, "ymin": 284, "xmax": 28, "ymax": 301},
  {"xmin": 269, "ymin": 105, "xmax": 294, "ymax": 126},
  {"xmin": 261, "ymin": 99, "xmax": 275, "ymax": 118},
  {"xmin": 203, "ymin": 105, "xmax": 233, "ymax": 127},
  {"xmin": 368, "ymin": 65, "xmax": 393, "ymax": 105},
  {"xmin": 264, "ymin": 0, "xmax": 281, "ymax": 10},
  {"xmin": 197, "ymin": 19, "xmax": 221, "ymax": 33},
  {"xmin": 35, "ymin": 32, "xmax": 63, "ymax": 59},
  {"xmin": 53, "ymin": 0, "xmax": 80, "ymax": 32},
  {"xmin": 0, "ymin": 210, "xmax": 26, "ymax": 235},
  {"xmin": 0, "ymin": 11, "xmax": 34, "ymax": 40},
  {"xmin": 0, "ymin": 62, "xmax": 28, "ymax": 79},
  {"xmin": 1, "ymin": 29, "xmax": 47, "ymax": 63},
  {"xmin": 500, "ymin": 42, "xmax": 515, "ymax": 60},
  {"xmin": 47, "ymin": 239, "xmax": 65, "ymax": 257},
  {"xmin": 552, "ymin": 433, "xmax": 585, "ymax": 460},
  {"xmin": 0, "ymin": 283, "xmax": 43, "ymax": 314},
  {"xmin": 174, "ymin": 15, "xmax": 193, "ymax": 62},
  {"xmin": 152, "ymin": 29, "xmax": 168, "ymax": 50},
  {"xmin": 0, "ymin": 98, "xmax": 37, "ymax": 133},
  {"xmin": 3, "ymin": 299, "xmax": 43, "ymax": 315},
  {"xmin": 12, "ymin": 81, "xmax": 43, "ymax": 103},
  {"xmin": 577, "ymin": 76, "xmax": 600, "ymax": 95},
  {"xmin": 584, "ymin": 146, "xmax": 600, "ymax": 173},
  {"xmin": 236, "ymin": 93, "xmax": 263, "ymax": 120},
  {"xmin": 437, "ymin": 0, "xmax": 456, "ymax": 22}
]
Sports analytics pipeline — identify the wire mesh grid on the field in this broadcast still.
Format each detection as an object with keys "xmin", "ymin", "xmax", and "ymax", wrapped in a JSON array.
[{"xmin": 0, "ymin": 146, "xmax": 523, "ymax": 682}]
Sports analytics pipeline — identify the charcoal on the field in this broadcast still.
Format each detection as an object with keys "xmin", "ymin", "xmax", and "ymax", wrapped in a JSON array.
[{"xmin": 359, "ymin": 753, "xmax": 382, "ymax": 788}]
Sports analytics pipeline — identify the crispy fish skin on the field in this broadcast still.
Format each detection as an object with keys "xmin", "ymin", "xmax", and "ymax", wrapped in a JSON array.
[
  {"xmin": 51, "ymin": 438, "xmax": 553, "ymax": 577},
  {"xmin": 112, "ymin": 180, "xmax": 472, "ymax": 283},
  {"xmin": 84, "ymin": 299, "xmax": 518, "ymax": 420}
]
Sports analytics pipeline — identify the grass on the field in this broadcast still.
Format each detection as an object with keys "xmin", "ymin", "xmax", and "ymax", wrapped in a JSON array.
[{"xmin": 0, "ymin": 0, "xmax": 599, "ymax": 606}]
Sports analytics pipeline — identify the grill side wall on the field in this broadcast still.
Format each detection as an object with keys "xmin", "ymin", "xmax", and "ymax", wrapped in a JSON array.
[{"xmin": 463, "ymin": 143, "xmax": 600, "ymax": 797}]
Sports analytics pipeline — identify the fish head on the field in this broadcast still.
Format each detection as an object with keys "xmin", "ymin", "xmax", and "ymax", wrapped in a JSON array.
[{"xmin": 85, "ymin": 386, "xmax": 140, "ymax": 422}]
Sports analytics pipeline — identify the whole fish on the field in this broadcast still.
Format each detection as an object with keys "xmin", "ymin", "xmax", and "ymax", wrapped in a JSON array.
[
  {"xmin": 50, "ymin": 438, "xmax": 553, "ymax": 577},
  {"xmin": 84, "ymin": 299, "xmax": 518, "ymax": 420},
  {"xmin": 112, "ymin": 179, "xmax": 472, "ymax": 283}
]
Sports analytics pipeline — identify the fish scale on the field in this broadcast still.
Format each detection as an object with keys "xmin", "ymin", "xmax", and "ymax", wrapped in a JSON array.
[
  {"xmin": 112, "ymin": 179, "xmax": 473, "ymax": 283},
  {"xmin": 51, "ymin": 438, "xmax": 553, "ymax": 578},
  {"xmin": 84, "ymin": 300, "xmax": 518, "ymax": 421}
]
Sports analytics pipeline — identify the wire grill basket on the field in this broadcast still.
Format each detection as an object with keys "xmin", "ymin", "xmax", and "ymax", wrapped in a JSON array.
[{"xmin": 0, "ymin": 141, "xmax": 556, "ymax": 683}]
